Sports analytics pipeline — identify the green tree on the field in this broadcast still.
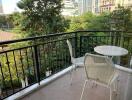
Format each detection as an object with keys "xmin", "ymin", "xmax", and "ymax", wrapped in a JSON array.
[
  {"xmin": 17, "ymin": 0, "xmax": 69, "ymax": 36},
  {"xmin": 109, "ymin": 5, "xmax": 132, "ymax": 31},
  {"xmin": 0, "ymin": 15, "xmax": 7, "ymax": 28},
  {"xmin": 87, "ymin": 13, "xmax": 110, "ymax": 31},
  {"xmin": 7, "ymin": 12, "xmax": 23, "ymax": 29},
  {"xmin": 67, "ymin": 12, "xmax": 110, "ymax": 32}
]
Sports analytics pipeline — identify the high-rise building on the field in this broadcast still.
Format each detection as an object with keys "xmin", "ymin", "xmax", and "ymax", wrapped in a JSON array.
[
  {"xmin": 122, "ymin": 0, "xmax": 132, "ymax": 8},
  {"xmin": 100, "ymin": 0, "xmax": 115, "ymax": 13},
  {"xmin": 100, "ymin": 0, "xmax": 132, "ymax": 13},
  {"xmin": 78, "ymin": 0, "xmax": 100, "ymax": 14},
  {"xmin": 94, "ymin": 0, "xmax": 100, "ymax": 13},
  {"xmin": 0, "ymin": 0, "xmax": 3, "ymax": 14},
  {"xmin": 62, "ymin": 0, "xmax": 78, "ymax": 16}
]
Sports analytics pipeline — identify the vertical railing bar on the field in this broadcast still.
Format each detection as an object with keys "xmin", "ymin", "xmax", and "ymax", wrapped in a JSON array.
[
  {"xmin": 31, "ymin": 47, "xmax": 37, "ymax": 82},
  {"xmin": 58, "ymin": 41, "xmax": 61, "ymax": 71},
  {"xmin": 19, "ymin": 49, "xmax": 26, "ymax": 87},
  {"xmin": 38, "ymin": 45, "xmax": 42, "ymax": 69},
  {"xmin": 74, "ymin": 32, "xmax": 78, "ymax": 57},
  {"xmin": 5, "ymin": 52, "xmax": 14, "ymax": 93},
  {"xmin": 79, "ymin": 36, "xmax": 82, "ymax": 56},
  {"xmin": 0, "ymin": 61, "xmax": 8, "ymax": 97},
  {"xmin": 56, "ymin": 42, "xmax": 59, "ymax": 71},
  {"xmin": 48, "ymin": 43, "xmax": 52, "ymax": 75},
  {"xmin": 33, "ymin": 45, "xmax": 40, "ymax": 84},
  {"xmin": 51, "ymin": 42, "xmax": 54, "ymax": 73},
  {"xmin": 107, "ymin": 36, "xmax": 109, "ymax": 45},
  {"xmin": 127, "ymin": 37, "xmax": 130, "ymax": 49},
  {"xmin": 25, "ymin": 48, "xmax": 31, "ymax": 81},
  {"xmin": 96, "ymin": 36, "xmax": 98, "ymax": 46},
  {"xmin": 62, "ymin": 40, "xmax": 65, "ymax": 68},
  {"xmin": 87, "ymin": 36, "xmax": 89, "ymax": 53},
  {"xmin": 64, "ymin": 41, "xmax": 67, "ymax": 68},
  {"xmin": 60, "ymin": 40, "xmax": 63, "ymax": 70},
  {"xmin": 42, "ymin": 44, "xmax": 46, "ymax": 77},
  {"xmin": 111, "ymin": 32, "xmax": 114, "ymax": 45},
  {"xmin": 54, "ymin": 41, "xmax": 57, "ymax": 72},
  {"xmin": 12, "ymin": 51, "xmax": 21, "ymax": 89}
]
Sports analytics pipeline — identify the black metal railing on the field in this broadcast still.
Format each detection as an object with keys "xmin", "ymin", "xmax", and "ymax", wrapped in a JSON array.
[{"xmin": 0, "ymin": 30, "xmax": 131, "ymax": 99}]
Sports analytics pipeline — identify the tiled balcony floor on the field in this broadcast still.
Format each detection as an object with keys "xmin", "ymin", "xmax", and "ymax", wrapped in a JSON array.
[{"xmin": 20, "ymin": 67, "xmax": 129, "ymax": 100}]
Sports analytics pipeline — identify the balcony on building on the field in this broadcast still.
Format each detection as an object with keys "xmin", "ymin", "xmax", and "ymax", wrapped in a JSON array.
[{"xmin": 0, "ymin": 30, "xmax": 131, "ymax": 100}]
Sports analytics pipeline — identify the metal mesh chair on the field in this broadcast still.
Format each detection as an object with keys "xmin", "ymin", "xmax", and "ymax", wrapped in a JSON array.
[
  {"xmin": 66, "ymin": 40, "xmax": 84, "ymax": 84},
  {"xmin": 80, "ymin": 53, "xmax": 118, "ymax": 100}
]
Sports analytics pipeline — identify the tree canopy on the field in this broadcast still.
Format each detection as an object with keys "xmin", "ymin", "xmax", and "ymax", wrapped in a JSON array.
[
  {"xmin": 109, "ymin": 5, "xmax": 132, "ymax": 31},
  {"xmin": 67, "ymin": 12, "xmax": 110, "ymax": 32},
  {"xmin": 17, "ymin": 0, "xmax": 69, "ymax": 36},
  {"xmin": 67, "ymin": 6, "xmax": 132, "ymax": 32}
]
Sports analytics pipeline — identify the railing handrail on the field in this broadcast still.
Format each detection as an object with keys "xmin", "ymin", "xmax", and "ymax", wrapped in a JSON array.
[{"xmin": 0, "ymin": 30, "xmax": 124, "ymax": 45}]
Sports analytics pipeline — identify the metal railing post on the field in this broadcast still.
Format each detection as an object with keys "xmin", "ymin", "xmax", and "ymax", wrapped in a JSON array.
[
  {"xmin": 75, "ymin": 32, "xmax": 78, "ymax": 57},
  {"xmin": 33, "ymin": 45, "xmax": 40, "ymax": 84}
]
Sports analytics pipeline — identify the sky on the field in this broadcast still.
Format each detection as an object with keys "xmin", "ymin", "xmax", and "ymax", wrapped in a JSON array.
[
  {"xmin": 2, "ymin": 0, "xmax": 21, "ymax": 14},
  {"xmin": 2, "ymin": 0, "xmax": 79, "ymax": 14}
]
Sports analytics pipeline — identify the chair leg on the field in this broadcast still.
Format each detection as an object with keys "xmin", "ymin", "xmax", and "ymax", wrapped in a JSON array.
[
  {"xmin": 113, "ymin": 77, "xmax": 119, "ymax": 99},
  {"xmin": 80, "ymin": 80, "xmax": 88, "ymax": 100},
  {"xmin": 110, "ymin": 87, "xmax": 112, "ymax": 100},
  {"xmin": 70, "ymin": 65, "xmax": 75, "ymax": 85}
]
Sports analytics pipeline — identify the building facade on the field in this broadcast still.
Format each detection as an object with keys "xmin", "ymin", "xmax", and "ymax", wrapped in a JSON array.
[
  {"xmin": 100, "ymin": 0, "xmax": 116, "ymax": 13},
  {"xmin": 122, "ymin": 0, "xmax": 132, "ymax": 8},
  {"xmin": 78, "ymin": 0, "xmax": 132, "ymax": 14},
  {"xmin": 78, "ymin": 0, "xmax": 100, "ymax": 14},
  {"xmin": 94, "ymin": 0, "xmax": 100, "ymax": 13},
  {"xmin": 100, "ymin": 0, "xmax": 132, "ymax": 13},
  {"xmin": 62, "ymin": 0, "xmax": 78, "ymax": 16}
]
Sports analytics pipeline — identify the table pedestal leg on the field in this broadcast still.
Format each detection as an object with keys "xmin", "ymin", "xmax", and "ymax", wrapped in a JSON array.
[{"xmin": 112, "ymin": 57, "xmax": 120, "ymax": 65}]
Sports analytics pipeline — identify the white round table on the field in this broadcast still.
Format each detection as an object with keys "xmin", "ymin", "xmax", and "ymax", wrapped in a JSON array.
[
  {"xmin": 94, "ymin": 45, "xmax": 128, "ymax": 56},
  {"xmin": 94, "ymin": 45, "xmax": 128, "ymax": 64}
]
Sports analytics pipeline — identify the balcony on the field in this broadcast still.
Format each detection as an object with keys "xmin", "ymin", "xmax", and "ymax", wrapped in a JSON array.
[{"xmin": 0, "ymin": 31, "xmax": 131, "ymax": 100}]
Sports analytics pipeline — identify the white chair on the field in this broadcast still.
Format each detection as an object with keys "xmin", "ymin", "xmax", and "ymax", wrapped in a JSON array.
[
  {"xmin": 66, "ymin": 40, "xmax": 84, "ymax": 84},
  {"xmin": 80, "ymin": 53, "xmax": 118, "ymax": 100}
]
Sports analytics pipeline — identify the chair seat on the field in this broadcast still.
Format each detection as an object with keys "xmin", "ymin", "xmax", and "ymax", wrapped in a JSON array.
[{"xmin": 72, "ymin": 56, "xmax": 84, "ymax": 67}]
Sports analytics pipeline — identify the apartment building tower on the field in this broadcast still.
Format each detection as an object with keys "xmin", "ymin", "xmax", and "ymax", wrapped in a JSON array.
[
  {"xmin": 122, "ymin": 0, "xmax": 132, "ymax": 8},
  {"xmin": 78, "ymin": 0, "xmax": 100, "ymax": 14},
  {"xmin": 100, "ymin": 0, "xmax": 132, "ymax": 13},
  {"xmin": 62, "ymin": 0, "xmax": 78, "ymax": 16},
  {"xmin": 100, "ymin": 0, "xmax": 115, "ymax": 12}
]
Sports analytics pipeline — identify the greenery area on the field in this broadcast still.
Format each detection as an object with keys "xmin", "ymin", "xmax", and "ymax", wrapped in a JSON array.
[
  {"xmin": 67, "ymin": 6, "xmax": 132, "ymax": 32},
  {"xmin": 0, "ymin": 5, "xmax": 132, "ymax": 35},
  {"xmin": 17, "ymin": 0, "xmax": 69, "ymax": 36},
  {"xmin": 0, "ymin": 0, "xmax": 132, "ymax": 97}
]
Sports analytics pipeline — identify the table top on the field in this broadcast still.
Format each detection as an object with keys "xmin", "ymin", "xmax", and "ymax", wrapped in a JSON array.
[{"xmin": 94, "ymin": 45, "xmax": 128, "ymax": 56}]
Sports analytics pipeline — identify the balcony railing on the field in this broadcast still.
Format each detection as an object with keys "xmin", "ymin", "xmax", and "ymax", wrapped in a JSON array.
[{"xmin": 0, "ymin": 30, "xmax": 131, "ymax": 99}]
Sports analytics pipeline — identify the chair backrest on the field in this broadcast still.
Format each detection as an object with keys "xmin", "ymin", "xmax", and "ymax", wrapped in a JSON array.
[
  {"xmin": 84, "ymin": 53, "xmax": 115, "ymax": 85},
  {"xmin": 66, "ymin": 40, "xmax": 74, "ymax": 62}
]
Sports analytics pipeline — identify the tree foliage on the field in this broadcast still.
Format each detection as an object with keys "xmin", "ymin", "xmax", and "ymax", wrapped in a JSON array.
[
  {"xmin": 17, "ymin": 0, "xmax": 69, "ymax": 36},
  {"xmin": 68, "ymin": 6, "xmax": 132, "ymax": 32},
  {"xmin": 7, "ymin": 12, "xmax": 23, "ymax": 29},
  {"xmin": 109, "ymin": 5, "xmax": 132, "ymax": 31},
  {"xmin": 67, "ymin": 12, "xmax": 110, "ymax": 32}
]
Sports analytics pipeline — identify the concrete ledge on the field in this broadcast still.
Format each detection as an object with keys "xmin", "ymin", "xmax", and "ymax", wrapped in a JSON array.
[
  {"xmin": 115, "ymin": 64, "xmax": 132, "ymax": 74},
  {"xmin": 5, "ymin": 66, "xmax": 74, "ymax": 100}
]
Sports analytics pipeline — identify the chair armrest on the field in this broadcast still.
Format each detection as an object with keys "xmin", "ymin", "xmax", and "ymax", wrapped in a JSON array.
[{"xmin": 115, "ymin": 65, "xmax": 132, "ymax": 74}]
